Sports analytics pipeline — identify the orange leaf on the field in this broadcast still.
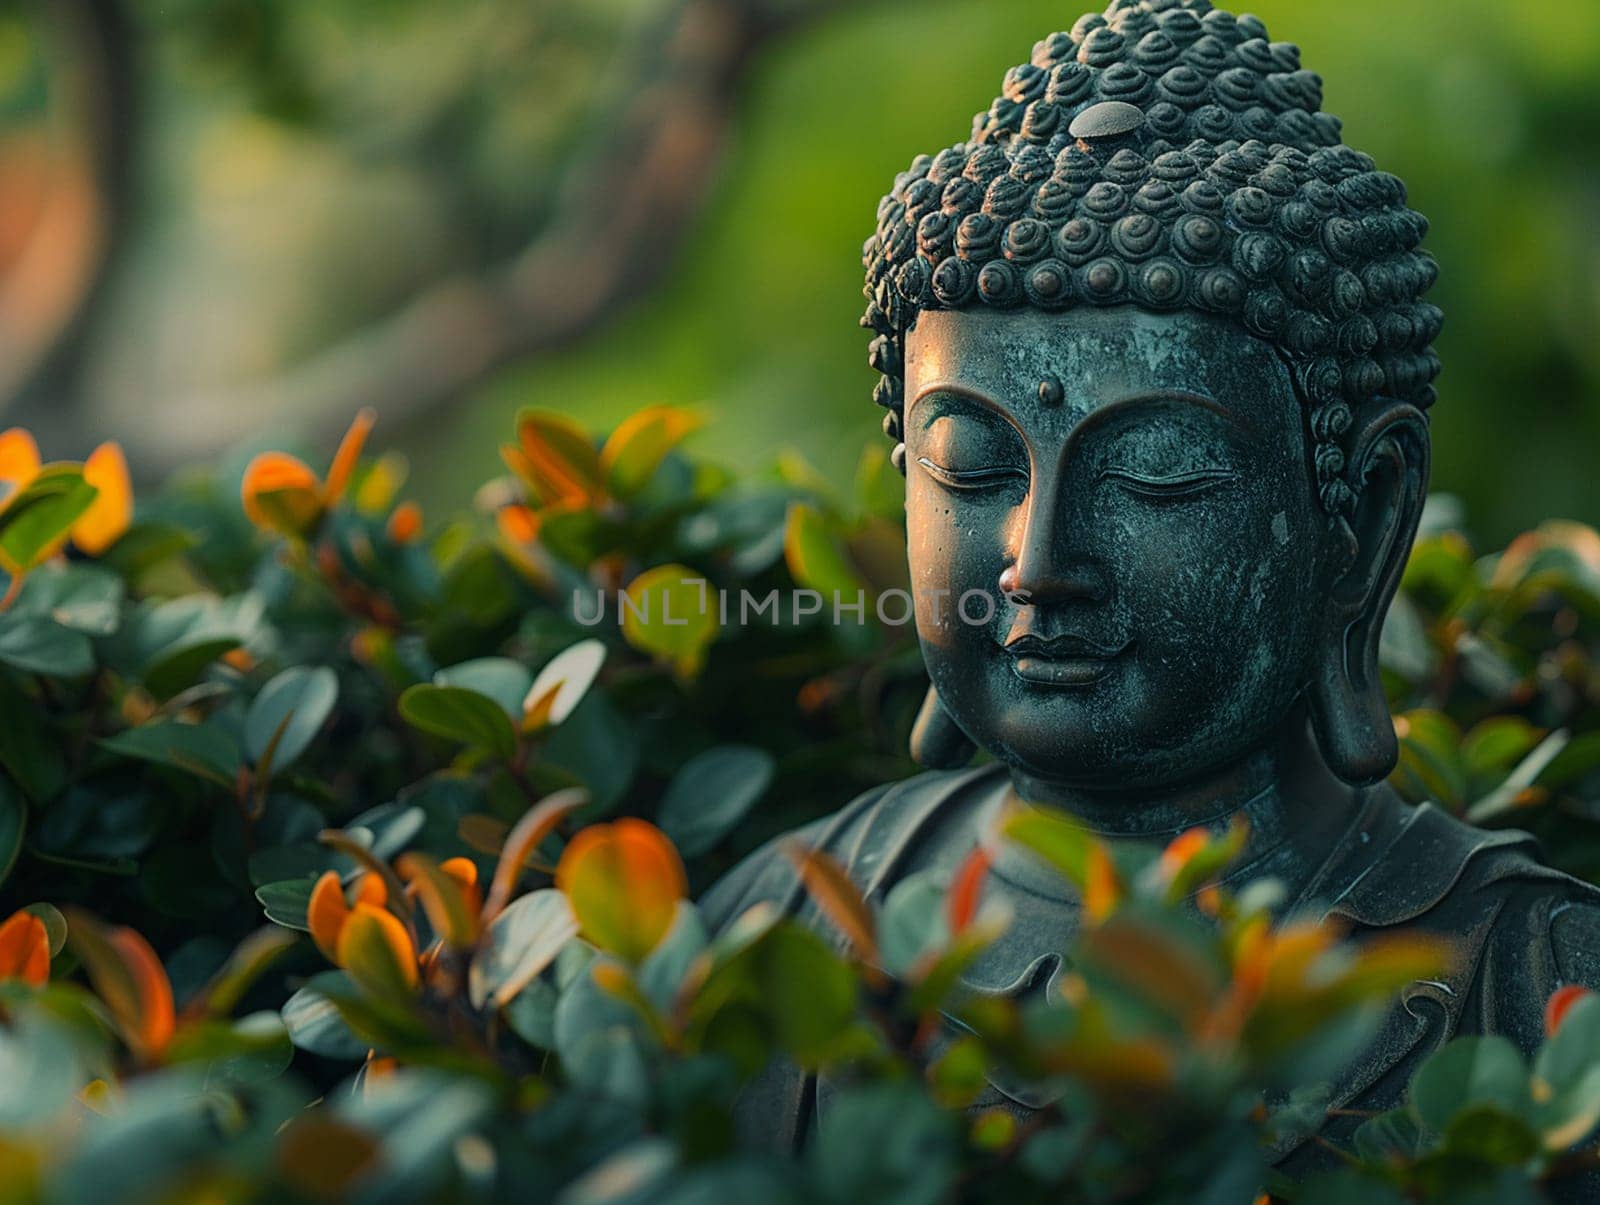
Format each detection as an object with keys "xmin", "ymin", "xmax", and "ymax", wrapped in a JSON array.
[
  {"xmin": 307, "ymin": 870, "xmax": 351, "ymax": 962},
  {"xmin": 385, "ymin": 500, "xmax": 423, "ymax": 544},
  {"xmin": 514, "ymin": 410, "xmax": 603, "ymax": 507},
  {"xmin": 784, "ymin": 843, "xmax": 880, "ymax": 966},
  {"xmin": 441, "ymin": 857, "xmax": 483, "ymax": 919},
  {"xmin": 396, "ymin": 852, "xmax": 479, "ymax": 948},
  {"xmin": 66, "ymin": 911, "xmax": 174, "ymax": 1061},
  {"xmin": 1158, "ymin": 827, "xmax": 1210, "ymax": 880},
  {"xmin": 0, "ymin": 427, "xmax": 40, "ymax": 507},
  {"xmin": 1546, "ymin": 985, "xmax": 1593, "ymax": 1039},
  {"xmin": 483, "ymin": 788, "xmax": 586, "ymax": 922},
  {"xmin": 337, "ymin": 902, "xmax": 419, "ymax": 993},
  {"xmin": 556, "ymin": 819, "xmax": 687, "ymax": 963},
  {"xmin": 323, "ymin": 408, "xmax": 377, "ymax": 505},
  {"xmin": 109, "ymin": 928, "xmax": 176, "ymax": 1058},
  {"xmin": 1084, "ymin": 843, "xmax": 1122, "ymax": 922},
  {"xmin": 241, "ymin": 452, "xmax": 321, "ymax": 536},
  {"xmin": 72, "ymin": 441, "xmax": 133, "ymax": 555},
  {"xmin": 0, "ymin": 910, "xmax": 49, "ymax": 986},
  {"xmin": 947, "ymin": 847, "xmax": 991, "ymax": 937},
  {"xmin": 496, "ymin": 503, "xmax": 539, "ymax": 546}
]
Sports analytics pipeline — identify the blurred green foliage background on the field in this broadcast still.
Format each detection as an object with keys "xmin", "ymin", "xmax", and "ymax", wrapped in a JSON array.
[{"xmin": 1, "ymin": 0, "xmax": 1597, "ymax": 542}]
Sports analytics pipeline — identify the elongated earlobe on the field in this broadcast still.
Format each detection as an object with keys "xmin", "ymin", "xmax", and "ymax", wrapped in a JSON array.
[
  {"xmin": 1307, "ymin": 402, "xmax": 1429, "ymax": 785},
  {"xmin": 910, "ymin": 684, "xmax": 976, "ymax": 769}
]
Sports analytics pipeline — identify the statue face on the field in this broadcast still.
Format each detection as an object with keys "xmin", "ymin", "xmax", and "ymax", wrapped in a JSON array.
[{"xmin": 902, "ymin": 306, "xmax": 1330, "ymax": 792}]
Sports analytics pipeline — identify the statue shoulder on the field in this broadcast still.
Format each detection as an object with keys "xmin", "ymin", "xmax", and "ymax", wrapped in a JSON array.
[
  {"xmin": 1324, "ymin": 788, "xmax": 1554, "ymax": 927},
  {"xmin": 698, "ymin": 764, "xmax": 1006, "ymax": 935}
]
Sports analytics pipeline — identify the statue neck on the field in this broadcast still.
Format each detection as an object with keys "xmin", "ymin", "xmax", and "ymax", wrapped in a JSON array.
[{"xmin": 1003, "ymin": 708, "xmax": 1364, "ymax": 893}]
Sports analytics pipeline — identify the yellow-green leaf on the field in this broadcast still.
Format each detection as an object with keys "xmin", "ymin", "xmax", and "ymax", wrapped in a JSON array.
[
  {"xmin": 784, "ymin": 502, "xmax": 866, "ymax": 601},
  {"xmin": 336, "ymin": 904, "xmax": 418, "ymax": 996},
  {"xmin": 619, "ymin": 564, "xmax": 716, "ymax": 679},
  {"xmin": 599, "ymin": 405, "xmax": 703, "ymax": 499},
  {"xmin": 555, "ymin": 819, "xmax": 686, "ymax": 963}
]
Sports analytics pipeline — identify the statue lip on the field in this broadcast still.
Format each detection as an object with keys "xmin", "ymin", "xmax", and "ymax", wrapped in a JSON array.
[{"xmin": 1004, "ymin": 633, "xmax": 1129, "ymax": 686}]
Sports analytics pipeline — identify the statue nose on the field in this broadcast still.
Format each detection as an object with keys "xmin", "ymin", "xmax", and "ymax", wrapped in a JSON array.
[
  {"xmin": 999, "ymin": 492, "xmax": 1110, "ymax": 605},
  {"xmin": 998, "ymin": 558, "xmax": 1108, "ymax": 606}
]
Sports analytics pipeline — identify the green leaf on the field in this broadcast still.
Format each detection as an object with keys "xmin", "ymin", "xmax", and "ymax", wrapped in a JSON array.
[
  {"xmin": 22, "ymin": 903, "xmax": 66, "ymax": 956},
  {"xmin": 332, "ymin": 1071, "xmax": 493, "ymax": 1198},
  {"xmin": 558, "ymin": 1138, "xmax": 678, "ymax": 1205},
  {"xmin": 853, "ymin": 443, "xmax": 905, "ymax": 521},
  {"xmin": 255, "ymin": 879, "xmax": 315, "ymax": 931},
  {"xmin": 245, "ymin": 665, "xmax": 338, "ymax": 773},
  {"xmin": 165, "ymin": 1011, "xmax": 293, "ymax": 1086},
  {"xmin": 332, "ymin": 1071, "xmax": 493, "ymax": 1200},
  {"xmin": 1001, "ymin": 807, "xmax": 1097, "ymax": 890},
  {"xmin": 12, "ymin": 563, "xmax": 124, "ymax": 635},
  {"xmin": 1378, "ymin": 590, "xmax": 1436, "ymax": 681},
  {"xmin": 0, "ymin": 1013, "xmax": 84, "ymax": 1127},
  {"xmin": 346, "ymin": 801, "xmax": 426, "ymax": 862},
  {"xmin": 810, "ymin": 1083, "xmax": 958, "ymax": 1205},
  {"xmin": 101, "ymin": 721, "xmax": 242, "ymax": 787},
  {"xmin": 1443, "ymin": 1103, "xmax": 1541, "ymax": 1164},
  {"xmin": 0, "ymin": 465, "xmax": 96, "ymax": 571},
  {"xmin": 1391, "ymin": 710, "xmax": 1468, "ymax": 808},
  {"xmin": 467, "ymin": 888, "xmax": 578, "ymax": 1010},
  {"xmin": 637, "ymin": 901, "xmax": 709, "ymax": 1014},
  {"xmin": 1537, "ymin": 993, "xmax": 1600, "ymax": 1096},
  {"xmin": 879, "ymin": 871, "xmax": 948, "ymax": 978},
  {"xmin": 0, "ymin": 772, "xmax": 21, "ymax": 888},
  {"xmin": 1352, "ymin": 1107, "xmax": 1425, "ymax": 1163},
  {"xmin": 0, "ymin": 616, "xmax": 94, "ymax": 677},
  {"xmin": 282, "ymin": 971, "xmax": 369, "ymax": 1060},
  {"xmin": 784, "ymin": 502, "xmax": 866, "ymax": 601},
  {"xmin": 0, "ymin": 676, "xmax": 63, "ymax": 802},
  {"xmin": 541, "ymin": 691, "xmax": 638, "ymax": 814},
  {"xmin": 1411, "ymin": 1036, "xmax": 1530, "ymax": 1134},
  {"xmin": 433, "ymin": 657, "xmax": 533, "ymax": 720},
  {"xmin": 1295, "ymin": 1172, "xmax": 1409, "ymax": 1205},
  {"xmin": 1465, "ymin": 728, "xmax": 1570, "ymax": 823},
  {"xmin": 657, "ymin": 745, "xmax": 774, "ymax": 857},
  {"xmin": 143, "ymin": 636, "xmax": 242, "ymax": 700},
  {"xmin": 759, "ymin": 925, "xmax": 860, "ymax": 1065},
  {"xmin": 106, "ymin": 594, "xmax": 262, "ymax": 699},
  {"xmin": 1462, "ymin": 717, "xmax": 1544, "ymax": 782},
  {"xmin": 398, "ymin": 684, "xmax": 517, "ymax": 759},
  {"xmin": 1540, "ymin": 731, "xmax": 1600, "ymax": 792}
]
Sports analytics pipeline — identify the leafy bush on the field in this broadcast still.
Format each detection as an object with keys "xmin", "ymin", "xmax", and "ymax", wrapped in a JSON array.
[{"xmin": 0, "ymin": 408, "xmax": 1598, "ymax": 1203}]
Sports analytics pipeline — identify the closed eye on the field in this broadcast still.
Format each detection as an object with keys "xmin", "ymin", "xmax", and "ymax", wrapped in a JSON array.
[
  {"xmin": 917, "ymin": 457, "xmax": 1028, "ymax": 492},
  {"xmin": 1099, "ymin": 467, "xmax": 1238, "ymax": 498}
]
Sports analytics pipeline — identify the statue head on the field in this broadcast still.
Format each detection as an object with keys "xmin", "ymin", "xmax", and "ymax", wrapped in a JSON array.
[{"xmin": 862, "ymin": 0, "xmax": 1441, "ymax": 796}]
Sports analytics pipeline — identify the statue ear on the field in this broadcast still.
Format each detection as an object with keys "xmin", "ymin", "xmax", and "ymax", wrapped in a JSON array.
[
  {"xmin": 910, "ymin": 684, "xmax": 976, "ymax": 770},
  {"xmin": 1308, "ymin": 402, "xmax": 1430, "ymax": 785}
]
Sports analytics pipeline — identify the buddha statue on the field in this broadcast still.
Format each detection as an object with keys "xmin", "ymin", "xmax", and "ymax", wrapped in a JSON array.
[{"xmin": 701, "ymin": 0, "xmax": 1600, "ymax": 1179}]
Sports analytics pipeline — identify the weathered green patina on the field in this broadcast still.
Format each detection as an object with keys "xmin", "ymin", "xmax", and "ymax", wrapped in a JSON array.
[{"xmin": 703, "ymin": 0, "xmax": 1600, "ymax": 1177}]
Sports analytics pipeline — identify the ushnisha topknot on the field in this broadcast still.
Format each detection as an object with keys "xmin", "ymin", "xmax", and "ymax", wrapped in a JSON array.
[{"xmin": 861, "ymin": 0, "xmax": 1442, "ymax": 516}]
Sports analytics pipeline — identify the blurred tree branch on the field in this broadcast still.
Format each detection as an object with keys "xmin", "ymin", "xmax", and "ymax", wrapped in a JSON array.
[{"xmin": 135, "ymin": 0, "xmax": 867, "ymax": 465}]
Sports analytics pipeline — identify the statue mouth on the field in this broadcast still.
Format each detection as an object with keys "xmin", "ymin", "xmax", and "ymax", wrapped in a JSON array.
[{"xmin": 1003, "ymin": 633, "xmax": 1129, "ymax": 686}]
